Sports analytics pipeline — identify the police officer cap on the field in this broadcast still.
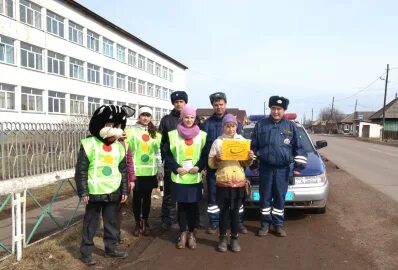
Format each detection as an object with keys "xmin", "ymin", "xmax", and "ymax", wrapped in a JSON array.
[
  {"xmin": 268, "ymin": 96, "xmax": 289, "ymax": 110},
  {"xmin": 209, "ymin": 92, "xmax": 227, "ymax": 104},
  {"xmin": 170, "ymin": 91, "xmax": 188, "ymax": 104}
]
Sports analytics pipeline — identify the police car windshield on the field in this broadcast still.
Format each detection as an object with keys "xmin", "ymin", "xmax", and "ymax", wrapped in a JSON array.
[{"xmin": 242, "ymin": 125, "xmax": 315, "ymax": 153}]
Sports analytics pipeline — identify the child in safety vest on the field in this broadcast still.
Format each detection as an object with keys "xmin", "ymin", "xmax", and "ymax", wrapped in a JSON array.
[
  {"xmin": 125, "ymin": 106, "xmax": 162, "ymax": 237},
  {"xmin": 164, "ymin": 105, "xmax": 207, "ymax": 250},
  {"xmin": 208, "ymin": 113, "xmax": 254, "ymax": 253},
  {"xmin": 75, "ymin": 105, "xmax": 135, "ymax": 266}
]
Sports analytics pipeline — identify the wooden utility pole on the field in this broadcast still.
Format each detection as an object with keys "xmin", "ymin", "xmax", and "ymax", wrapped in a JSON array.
[
  {"xmin": 382, "ymin": 64, "xmax": 389, "ymax": 141},
  {"xmin": 353, "ymin": 99, "xmax": 357, "ymax": 136},
  {"xmin": 328, "ymin": 97, "xmax": 335, "ymax": 134}
]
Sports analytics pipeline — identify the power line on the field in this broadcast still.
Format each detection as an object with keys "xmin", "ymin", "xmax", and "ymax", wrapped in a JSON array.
[{"xmin": 334, "ymin": 72, "xmax": 386, "ymax": 102}]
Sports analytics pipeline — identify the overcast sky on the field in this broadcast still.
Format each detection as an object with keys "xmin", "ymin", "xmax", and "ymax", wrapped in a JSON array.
[{"xmin": 78, "ymin": 0, "xmax": 398, "ymax": 121}]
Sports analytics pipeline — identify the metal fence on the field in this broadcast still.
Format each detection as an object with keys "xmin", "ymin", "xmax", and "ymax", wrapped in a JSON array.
[{"xmin": 0, "ymin": 122, "xmax": 89, "ymax": 181}]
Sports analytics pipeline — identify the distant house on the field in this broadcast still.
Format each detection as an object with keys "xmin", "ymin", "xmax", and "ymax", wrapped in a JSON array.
[
  {"xmin": 196, "ymin": 108, "xmax": 249, "ymax": 125},
  {"xmin": 312, "ymin": 119, "xmax": 338, "ymax": 134},
  {"xmin": 369, "ymin": 97, "xmax": 398, "ymax": 139},
  {"xmin": 338, "ymin": 111, "xmax": 375, "ymax": 136}
]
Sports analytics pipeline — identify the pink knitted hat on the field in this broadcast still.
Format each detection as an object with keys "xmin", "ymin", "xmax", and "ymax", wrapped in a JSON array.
[{"xmin": 180, "ymin": 105, "xmax": 197, "ymax": 119}]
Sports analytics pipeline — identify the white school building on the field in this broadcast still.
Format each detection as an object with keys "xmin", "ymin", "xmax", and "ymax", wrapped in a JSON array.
[{"xmin": 0, "ymin": 0, "xmax": 188, "ymax": 125}]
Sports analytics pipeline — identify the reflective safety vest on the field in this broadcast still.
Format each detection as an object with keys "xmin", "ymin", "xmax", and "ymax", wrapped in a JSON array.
[
  {"xmin": 168, "ymin": 129, "xmax": 207, "ymax": 184},
  {"xmin": 81, "ymin": 137, "xmax": 125, "ymax": 195},
  {"xmin": 125, "ymin": 127, "xmax": 162, "ymax": 176}
]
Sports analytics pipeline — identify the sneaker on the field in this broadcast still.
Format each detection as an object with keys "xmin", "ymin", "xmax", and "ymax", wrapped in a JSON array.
[
  {"xmin": 104, "ymin": 249, "xmax": 128, "ymax": 258},
  {"xmin": 133, "ymin": 221, "xmax": 141, "ymax": 237},
  {"xmin": 206, "ymin": 225, "xmax": 217, "ymax": 235},
  {"xmin": 238, "ymin": 223, "xmax": 248, "ymax": 234},
  {"xmin": 81, "ymin": 256, "xmax": 96, "ymax": 266},
  {"xmin": 217, "ymin": 235, "xmax": 228, "ymax": 252},
  {"xmin": 270, "ymin": 225, "xmax": 287, "ymax": 237},
  {"xmin": 257, "ymin": 226, "xmax": 269, "ymax": 237},
  {"xmin": 176, "ymin": 231, "xmax": 188, "ymax": 249},
  {"xmin": 187, "ymin": 232, "xmax": 197, "ymax": 249},
  {"xmin": 230, "ymin": 237, "xmax": 241, "ymax": 252},
  {"xmin": 143, "ymin": 220, "xmax": 151, "ymax": 236}
]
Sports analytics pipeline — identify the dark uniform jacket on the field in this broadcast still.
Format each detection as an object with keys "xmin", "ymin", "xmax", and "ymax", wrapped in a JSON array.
[
  {"xmin": 251, "ymin": 117, "xmax": 307, "ymax": 171},
  {"xmin": 159, "ymin": 109, "xmax": 181, "ymax": 161}
]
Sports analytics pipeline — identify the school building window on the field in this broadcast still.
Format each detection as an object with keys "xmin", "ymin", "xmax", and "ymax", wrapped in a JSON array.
[
  {"xmin": 128, "ymin": 50, "xmax": 136, "ymax": 67},
  {"xmin": 138, "ymin": 80, "xmax": 145, "ymax": 95},
  {"xmin": 0, "ymin": 83, "xmax": 15, "ymax": 110},
  {"xmin": 103, "ymin": 37, "xmax": 114, "ymax": 58},
  {"xmin": 69, "ymin": 57, "xmax": 84, "ymax": 80},
  {"xmin": 138, "ymin": 54, "xmax": 145, "ymax": 70},
  {"xmin": 117, "ymin": 73, "xmax": 126, "ymax": 90},
  {"xmin": 68, "ymin": 21, "xmax": 83, "ymax": 45},
  {"xmin": 147, "ymin": 83, "xmax": 154, "ymax": 97},
  {"xmin": 46, "ymin": 10, "xmax": 64, "ymax": 38},
  {"xmin": 103, "ymin": 68, "xmax": 114, "ymax": 87},
  {"xmin": 162, "ymin": 87, "xmax": 168, "ymax": 100},
  {"xmin": 155, "ymin": 108, "xmax": 161, "ymax": 122},
  {"xmin": 147, "ymin": 59, "xmax": 154, "ymax": 74},
  {"xmin": 128, "ymin": 77, "xmax": 136, "ymax": 93},
  {"xmin": 70, "ymin": 94, "xmax": 84, "ymax": 115},
  {"xmin": 87, "ymin": 30, "xmax": 99, "ymax": 52},
  {"xmin": 47, "ymin": 51, "xmax": 65, "ymax": 76},
  {"xmin": 87, "ymin": 63, "xmax": 100, "ymax": 84},
  {"xmin": 20, "ymin": 42, "xmax": 42, "ymax": 70},
  {"xmin": 116, "ymin": 44, "xmax": 125, "ymax": 62},
  {"xmin": 48, "ymin": 90, "xmax": 66, "ymax": 113},
  {"xmin": 103, "ymin": 99, "xmax": 113, "ymax": 105},
  {"xmin": 155, "ymin": 85, "xmax": 161, "ymax": 98},
  {"xmin": 169, "ymin": 69, "xmax": 173, "ymax": 82},
  {"xmin": 21, "ymin": 87, "xmax": 43, "ymax": 112},
  {"xmin": 0, "ymin": 35, "xmax": 14, "ymax": 64},
  {"xmin": 155, "ymin": 63, "xmax": 161, "ymax": 77},
  {"xmin": 0, "ymin": 0, "xmax": 14, "ymax": 18},
  {"xmin": 88, "ymin": 97, "xmax": 100, "ymax": 115},
  {"xmin": 162, "ymin": 66, "xmax": 168, "ymax": 79},
  {"xmin": 19, "ymin": 0, "xmax": 41, "ymax": 29}
]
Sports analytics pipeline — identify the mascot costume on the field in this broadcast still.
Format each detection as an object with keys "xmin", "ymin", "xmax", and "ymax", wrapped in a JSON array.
[{"xmin": 75, "ymin": 104, "xmax": 135, "ymax": 266}]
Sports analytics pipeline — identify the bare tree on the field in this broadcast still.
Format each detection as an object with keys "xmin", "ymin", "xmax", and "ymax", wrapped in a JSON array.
[{"xmin": 318, "ymin": 107, "xmax": 345, "ymax": 122}]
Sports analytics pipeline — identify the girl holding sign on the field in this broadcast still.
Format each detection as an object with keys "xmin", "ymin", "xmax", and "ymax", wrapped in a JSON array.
[
  {"xmin": 208, "ymin": 113, "xmax": 255, "ymax": 253},
  {"xmin": 164, "ymin": 105, "xmax": 207, "ymax": 249}
]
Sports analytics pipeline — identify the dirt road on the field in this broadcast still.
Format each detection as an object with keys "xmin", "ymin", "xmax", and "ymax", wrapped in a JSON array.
[{"xmin": 118, "ymin": 159, "xmax": 398, "ymax": 270}]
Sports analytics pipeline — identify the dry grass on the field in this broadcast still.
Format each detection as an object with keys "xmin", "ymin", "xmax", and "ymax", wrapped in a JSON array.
[
  {"xmin": 0, "ymin": 190, "xmax": 163, "ymax": 270},
  {"xmin": 0, "ymin": 180, "xmax": 76, "ymax": 220}
]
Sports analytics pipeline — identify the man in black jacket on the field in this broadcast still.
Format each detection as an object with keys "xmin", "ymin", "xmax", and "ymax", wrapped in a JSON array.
[
  {"xmin": 75, "ymin": 105, "xmax": 134, "ymax": 266},
  {"xmin": 159, "ymin": 91, "xmax": 188, "ymax": 230}
]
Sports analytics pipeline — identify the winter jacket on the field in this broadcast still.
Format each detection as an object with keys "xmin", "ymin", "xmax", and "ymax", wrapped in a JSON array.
[
  {"xmin": 251, "ymin": 117, "xmax": 307, "ymax": 171},
  {"xmin": 208, "ymin": 134, "xmax": 251, "ymax": 188},
  {"xmin": 119, "ymin": 137, "xmax": 136, "ymax": 188},
  {"xmin": 159, "ymin": 109, "xmax": 181, "ymax": 161},
  {"xmin": 74, "ymin": 138, "xmax": 128, "ymax": 202}
]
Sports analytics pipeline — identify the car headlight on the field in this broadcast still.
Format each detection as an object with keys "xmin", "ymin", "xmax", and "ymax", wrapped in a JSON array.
[{"xmin": 294, "ymin": 173, "xmax": 327, "ymax": 185}]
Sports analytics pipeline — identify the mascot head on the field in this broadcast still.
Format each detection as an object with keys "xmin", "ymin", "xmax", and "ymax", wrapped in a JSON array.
[{"xmin": 89, "ymin": 105, "xmax": 135, "ymax": 145}]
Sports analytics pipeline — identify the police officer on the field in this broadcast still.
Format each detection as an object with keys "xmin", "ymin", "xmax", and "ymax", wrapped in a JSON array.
[
  {"xmin": 202, "ymin": 92, "xmax": 247, "ymax": 234},
  {"xmin": 159, "ymin": 91, "xmax": 188, "ymax": 230},
  {"xmin": 251, "ymin": 96, "xmax": 307, "ymax": 237}
]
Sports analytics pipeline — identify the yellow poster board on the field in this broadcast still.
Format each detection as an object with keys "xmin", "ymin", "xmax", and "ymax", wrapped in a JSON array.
[{"xmin": 221, "ymin": 139, "xmax": 251, "ymax": 160}]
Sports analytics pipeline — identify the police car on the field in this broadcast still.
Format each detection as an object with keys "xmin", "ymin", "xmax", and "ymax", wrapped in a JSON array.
[{"xmin": 243, "ymin": 114, "xmax": 329, "ymax": 213}]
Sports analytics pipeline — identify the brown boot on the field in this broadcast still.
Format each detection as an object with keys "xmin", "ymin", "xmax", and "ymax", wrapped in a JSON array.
[
  {"xmin": 187, "ymin": 232, "xmax": 197, "ymax": 249},
  {"xmin": 143, "ymin": 220, "xmax": 150, "ymax": 236},
  {"xmin": 133, "ymin": 221, "xmax": 141, "ymax": 237},
  {"xmin": 176, "ymin": 231, "xmax": 188, "ymax": 249}
]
